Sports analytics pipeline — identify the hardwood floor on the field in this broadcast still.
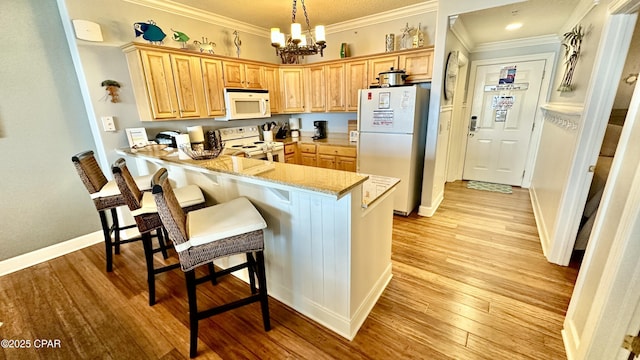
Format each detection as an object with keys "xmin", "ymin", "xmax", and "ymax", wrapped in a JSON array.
[{"xmin": 0, "ymin": 181, "xmax": 579, "ymax": 359}]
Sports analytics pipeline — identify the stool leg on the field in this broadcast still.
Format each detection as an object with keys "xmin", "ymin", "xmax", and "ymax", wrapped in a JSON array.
[
  {"xmin": 185, "ymin": 270, "xmax": 199, "ymax": 358},
  {"xmin": 111, "ymin": 208, "xmax": 121, "ymax": 255},
  {"xmin": 256, "ymin": 251, "xmax": 271, "ymax": 331},
  {"xmin": 246, "ymin": 253, "xmax": 257, "ymax": 294},
  {"xmin": 157, "ymin": 228, "xmax": 169, "ymax": 260},
  {"xmin": 98, "ymin": 210, "xmax": 113, "ymax": 272},
  {"xmin": 141, "ymin": 233, "xmax": 156, "ymax": 306},
  {"xmin": 207, "ymin": 263, "xmax": 217, "ymax": 285}
]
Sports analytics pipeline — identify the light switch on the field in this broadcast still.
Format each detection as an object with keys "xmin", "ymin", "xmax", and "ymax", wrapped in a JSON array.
[{"xmin": 101, "ymin": 116, "xmax": 116, "ymax": 131}]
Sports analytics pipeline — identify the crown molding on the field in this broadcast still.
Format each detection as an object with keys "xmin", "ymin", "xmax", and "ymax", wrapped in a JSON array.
[
  {"xmin": 326, "ymin": 1, "xmax": 438, "ymax": 34},
  {"xmin": 448, "ymin": 15, "xmax": 474, "ymax": 53},
  {"xmin": 560, "ymin": 0, "xmax": 600, "ymax": 33},
  {"xmin": 122, "ymin": 0, "xmax": 267, "ymax": 37},
  {"xmin": 609, "ymin": 0, "xmax": 640, "ymax": 13},
  {"xmin": 472, "ymin": 34, "xmax": 560, "ymax": 53}
]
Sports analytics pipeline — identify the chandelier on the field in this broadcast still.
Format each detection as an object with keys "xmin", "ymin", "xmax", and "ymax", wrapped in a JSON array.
[{"xmin": 270, "ymin": 0, "xmax": 326, "ymax": 64}]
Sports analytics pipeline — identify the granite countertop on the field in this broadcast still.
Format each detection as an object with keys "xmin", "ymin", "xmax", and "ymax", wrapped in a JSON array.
[{"xmin": 117, "ymin": 147, "xmax": 367, "ymax": 199}]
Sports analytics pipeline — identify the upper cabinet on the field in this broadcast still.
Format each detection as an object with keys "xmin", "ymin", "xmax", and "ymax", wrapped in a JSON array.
[
  {"xmin": 400, "ymin": 49, "xmax": 433, "ymax": 83},
  {"xmin": 281, "ymin": 67, "xmax": 305, "ymax": 113},
  {"xmin": 262, "ymin": 65, "xmax": 282, "ymax": 114},
  {"xmin": 223, "ymin": 61, "xmax": 263, "ymax": 89},
  {"xmin": 200, "ymin": 58, "xmax": 226, "ymax": 117},
  {"xmin": 125, "ymin": 46, "xmax": 206, "ymax": 121},
  {"xmin": 122, "ymin": 43, "xmax": 433, "ymax": 120}
]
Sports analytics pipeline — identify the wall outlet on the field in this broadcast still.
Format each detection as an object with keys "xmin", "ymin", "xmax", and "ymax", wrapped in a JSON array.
[{"xmin": 101, "ymin": 116, "xmax": 116, "ymax": 132}]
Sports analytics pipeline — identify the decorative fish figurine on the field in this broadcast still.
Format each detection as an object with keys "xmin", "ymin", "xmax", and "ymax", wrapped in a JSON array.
[
  {"xmin": 171, "ymin": 29, "xmax": 190, "ymax": 48},
  {"xmin": 133, "ymin": 20, "xmax": 166, "ymax": 44}
]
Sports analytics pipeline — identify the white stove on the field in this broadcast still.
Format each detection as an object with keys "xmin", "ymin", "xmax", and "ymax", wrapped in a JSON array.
[{"xmin": 220, "ymin": 125, "xmax": 285, "ymax": 162}]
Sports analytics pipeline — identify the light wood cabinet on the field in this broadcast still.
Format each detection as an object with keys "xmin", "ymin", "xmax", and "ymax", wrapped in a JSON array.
[
  {"xmin": 200, "ymin": 58, "xmax": 226, "ymax": 117},
  {"xmin": 317, "ymin": 145, "xmax": 357, "ymax": 172},
  {"xmin": 299, "ymin": 143, "xmax": 317, "ymax": 167},
  {"xmin": 223, "ymin": 61, "xmax": 263, "ymax": 89},
  {"xmin": 135, "ymin": 49, "xmax": 205, "ymax": 120},
  {"xmin": 307, "ymin": 65, "xmax": 326, "ymax": 112},
  {"xmin": 368, "ymin": 55, "xmax": 399, "ymax": 87},
  {"xmin": 281, "ymin": 67, "xmax": 305, "ymax": 113},
  {"xmin": 263, "ymin": 65, "xmax": 282, "ymax": 114},
  {"xmin": 345, "ymin": 60, "xmax": 368, "ymax": 111},
  {"xmin": 400, "ymin": 49, "xmax": 433, "ymax": 82},
  {"xmin": 284, "ymin": 143, "xmax": 298, "ymax": 164},
  {"xmin": 326, "ymin": 63, "xmax": 346, "ymax": 112}
]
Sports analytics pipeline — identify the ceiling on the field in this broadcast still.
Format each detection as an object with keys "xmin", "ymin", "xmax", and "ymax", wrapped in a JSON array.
[{"xmin": 169, "ymin": 0, "xmax": 581, "ymax": 45}]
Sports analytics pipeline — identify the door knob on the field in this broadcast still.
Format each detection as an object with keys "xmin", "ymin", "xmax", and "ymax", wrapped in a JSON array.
[{"xmin": 469, "ymin": 116, "xmax": 478, "ymax": 132}]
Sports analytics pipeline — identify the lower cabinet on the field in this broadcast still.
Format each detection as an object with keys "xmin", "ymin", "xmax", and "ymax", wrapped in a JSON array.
[
  {"xmin": 317, "ymin": 145, "xmax": 357, "ymax": 172},
  {"xmin": 298, "ymin": 143, "xmax": 317, "ymax": 167},
  {"xmin": 284, "ymin": 143, "xmax": 298, "ymax": 164}
]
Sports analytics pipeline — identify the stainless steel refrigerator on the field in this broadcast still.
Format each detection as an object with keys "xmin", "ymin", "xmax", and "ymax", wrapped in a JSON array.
[{"xmin": 357, "ymin": 86, "xmax": 429, "ymax": 216}]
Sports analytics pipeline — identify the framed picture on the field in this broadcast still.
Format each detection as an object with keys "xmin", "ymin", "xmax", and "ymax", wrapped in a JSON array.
[{"xmin": 125, "ymin": 127, "xmax": 149, "ymax": 148}]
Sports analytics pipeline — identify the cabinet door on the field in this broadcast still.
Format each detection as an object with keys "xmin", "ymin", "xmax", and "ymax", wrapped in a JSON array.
[
  {"xmin": 140, "ymin": 50, "xmax": 180, "ymax": 119},
  {"xmin": 368, "ymin": 56, "xmax": 398, "ymax": 86},
  {"xmin": 223, "ymin": 61, "xmax": 245, "ymax": 88},
  {"xmin": 317, "ymin": 154, "xmax": 337, "ymax": 169},
  {"xmin": 200, "ymin": 58, "xmax": 225, "ymax": 117},
  {"xmin": 326, "ymin": 63, "xmax": 346, "ymax": 112},
  {"xmin": 281, "ymin": 67, "xmax": 305, "ymax": 113},
  {"xmin": 307, "ymin": 65, "xmax": 326, "ymax": 112},
  {"xmin": 300, "ymin": 152, "xmax": 317, "ymax": 167},
  {"xmin": 170, "ymin": 54, "xmax": 204, "ymax": 118},
  {"xmin": 400, "ymin": 49, "xmax": 433, "ymax": 82},
  {"xmin": 345, "ymin": 60, "xmax": 368, "ymax": 111},
  {"xmin": 244, "ymin": 64, "xmax": 263, "ymax": 89},
  {"xmin": 263, "ymin": 66, "xmax": 281, "ymax": 113},
  {"xmin": 336, "ymin": 156, "xmax": 356, "ymax": 172}
]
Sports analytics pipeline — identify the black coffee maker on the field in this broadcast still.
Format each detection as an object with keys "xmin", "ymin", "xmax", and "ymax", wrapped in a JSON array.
[{"xmin": 313, "ymin": 120, "xmax": 327, "ymax": 140}]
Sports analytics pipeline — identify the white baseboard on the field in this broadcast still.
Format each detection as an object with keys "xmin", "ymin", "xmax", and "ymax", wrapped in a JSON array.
[
  {"xmin": 417, "ymin": 191, "xmax": 444, "ymax": 217},
  {"xmin": 0, "ymin": 231, "xmax": 103, "ymax": 277}
]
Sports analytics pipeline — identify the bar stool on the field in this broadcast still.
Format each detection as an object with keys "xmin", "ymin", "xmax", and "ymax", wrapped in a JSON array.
[
  {"xmin": 111, "ymin": 158, "xmax": 206, "ymax": 305},
  {"xmin": 71, "ymin": 150, "xmax": 152, "ymax": 272},
  {"xmin": 151, "ymin": 167, "xmax": 270, "ymax": 358}
]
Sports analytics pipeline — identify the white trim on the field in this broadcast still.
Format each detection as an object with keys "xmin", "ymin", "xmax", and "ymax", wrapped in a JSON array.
[
  {"xmin": 122, "ymin": 0, "xmax": 267, "ymax": 37},
  {"xmin": 327, "ymin": 2, "xmax": 438, "ymax": 34},
  {"xmin": 417, "ymin": 189, "xmax": 443, "ymax": 217},
  {"xmin": 609, "ymin": 0, "xmax": 640, "ymax": 13},
  {"xmin": 448, "ymin": 15, "xmax": 474, "ymax": 52},
  {"xmin": 472, "ymin": 34, "xmax": 560, "ymax": 53},
  {"xmin": 561, "ymin": 0, "xmax": 601, "ymax": 34},
  {"xmin": 0, "ymin": 231, "xmax": 103, "ymax": 277}
]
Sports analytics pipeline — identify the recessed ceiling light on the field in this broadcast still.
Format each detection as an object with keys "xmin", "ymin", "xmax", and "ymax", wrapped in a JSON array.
[{"xmin": 505, "ymin": 22, "xmax": 523, "ymax": 31}]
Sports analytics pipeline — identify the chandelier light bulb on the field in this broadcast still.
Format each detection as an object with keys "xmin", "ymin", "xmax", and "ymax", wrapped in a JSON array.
[
  {"xmin": 270, "ymin": 28, "xmax": 281, "ymax": 44},
  {"xmin": 291, "ymin": 23, "xmax": 302, "ymax": 42},
  {"xmin": 300, "ymin": 35, "xmax": 307, "ymax": 46},
  {"xmin": 315, "ymin": 25, "xmax": 325, "ymax": 43}
]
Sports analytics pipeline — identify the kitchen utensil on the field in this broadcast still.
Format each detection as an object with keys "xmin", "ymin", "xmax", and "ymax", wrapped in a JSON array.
[{"xmin": 377, "ymin": 67, "xmax": 408, "ymax": 87}]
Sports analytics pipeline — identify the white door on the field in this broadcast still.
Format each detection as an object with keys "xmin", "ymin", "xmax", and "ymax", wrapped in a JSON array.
[{"xmin": 462, "ymin": 60, "xmax": 546, "ymax": 186}]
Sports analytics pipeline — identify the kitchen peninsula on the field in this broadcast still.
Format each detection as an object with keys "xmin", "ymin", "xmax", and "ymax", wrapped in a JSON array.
[{"xmin": 116, "ymin": 147, "xmax": 399, "ymax": 340}]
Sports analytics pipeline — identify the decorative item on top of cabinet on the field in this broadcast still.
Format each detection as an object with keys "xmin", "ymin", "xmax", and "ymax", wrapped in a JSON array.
[
  {"xmin": 133, "ymin": 20, "xmax": 166, "ymax": 44},
  {"xmin": 399, "ymin": 23, "xmax": 414, "ymax": 50},
  {"xmin": 233, "ymin": 30, "xmax": 241, "ymax": 58},
  {"xmin": 223, "ymin": 61, "xmax": 262, "ymax": 89},
  {"xmin": 412, "ymin": 23, "xmax": 425, "ymax": 48},
  {"xmin": 193, "ymin": 37, "xmax": 216, "ymax": 54},
  {"xmin": 171, "ymin": 29, "xmax": 190, "ymax": 48}
]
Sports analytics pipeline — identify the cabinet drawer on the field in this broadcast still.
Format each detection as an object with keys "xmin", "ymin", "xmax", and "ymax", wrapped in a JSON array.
[
  {"xmin": 284, "ymin": 143, "xmax": 297, "ymax": 154},
  {"xmin": 299, "ymin": 143, "xmax": 317, "ymax": 153},
  {"xmin": 317, "ymin": 145, "xmax": 356, "ymax": 157}
]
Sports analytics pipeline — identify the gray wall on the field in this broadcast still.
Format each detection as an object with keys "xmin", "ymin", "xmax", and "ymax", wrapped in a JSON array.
[{"xmin": 0, "ymin": 1, "xmax": 98, "ymax": 260}]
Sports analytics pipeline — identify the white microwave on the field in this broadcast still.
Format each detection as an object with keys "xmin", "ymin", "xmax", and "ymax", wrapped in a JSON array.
[{"xmin": 216, "ymin": 89, "xmax": 271, "ymax": 120}]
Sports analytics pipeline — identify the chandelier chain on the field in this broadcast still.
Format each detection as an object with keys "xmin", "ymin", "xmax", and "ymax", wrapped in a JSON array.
[
  {"xmin": 291, "ymin": 0, "xmax": 297, "ymax": 23},
  {"xmin": 301, "ymin": 0, "xmax": 311, "ymax": 31}
]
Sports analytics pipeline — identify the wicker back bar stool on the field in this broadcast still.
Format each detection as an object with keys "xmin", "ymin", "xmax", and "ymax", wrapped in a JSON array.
[
  {"xmin": 111, "ymin": 158, "xmax": 206, "ymax": 306},
  {"xmin": 71, "ymin": 150, "xmax": 152, "ymax": 272},
  {"xmin": 151, "ymin": 167, "xmax": 271, "ymax": 358}
]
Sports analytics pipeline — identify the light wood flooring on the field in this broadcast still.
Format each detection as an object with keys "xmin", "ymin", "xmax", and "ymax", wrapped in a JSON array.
[{"xmin": 0, "ymin": 181, "xmax": 580, "ymax": 359}]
